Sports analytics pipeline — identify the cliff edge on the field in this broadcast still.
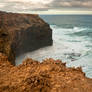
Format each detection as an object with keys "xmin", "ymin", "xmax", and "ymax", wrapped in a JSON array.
[
  {"xmin": 0, "ymin": 53, "xmax": 92, "ymax": 92},
  {"xmin": 0, "ymin": 11, "xmax": 52, "ymax": 65}
]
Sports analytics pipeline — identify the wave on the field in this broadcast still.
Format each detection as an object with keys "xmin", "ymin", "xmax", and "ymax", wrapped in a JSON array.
[
  {"xmin": 51, "ymin": 25, "xmax": 92, "ymax": 38},
  {"xmin": 68, "ymin": 27, "xmax": 92, "ymax": 38},
  {"xmin": 73, "ymin": 27, "xmax": 87, "ymax": 32}
]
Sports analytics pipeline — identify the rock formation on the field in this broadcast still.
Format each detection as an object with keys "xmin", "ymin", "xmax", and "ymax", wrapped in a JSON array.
[
  {"xmin": 0, "ymin": 55, "xmax": 92, "ymax": 92},
  {"xmin": 0, "ymin": 11, "xmax": 92, "ymax": 92},
  {"xmin": 0, "ymin": 28, "xmax": 15, "ymax": 65},
  {"xmin": 0, "ymin": 11, "xmax": 52, "ymax": 65}
]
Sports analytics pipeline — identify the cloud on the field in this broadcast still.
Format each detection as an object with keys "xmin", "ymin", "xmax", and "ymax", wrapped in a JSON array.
[
  {"xmin": 7, "ymin": 0, "xmax": 53, "ymax": 5},
  {"xmin": 0, "ymin": 0, "xmax": 92, "ymax": 13},
  {"xmin": 0, "ymin": 3, "xmax": 6, "ymax": 8},
  {"xmin": 51, "ymin": 0, "xmax": 92, "ymax": 8}
]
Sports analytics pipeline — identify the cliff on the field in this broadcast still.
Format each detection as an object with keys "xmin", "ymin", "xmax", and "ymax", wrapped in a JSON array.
[
  {"xmin": 0, "ymin": 11, "xmax": 92, "ymax": 92},
  {"xmin": 0, "ymin": 53, "xmax": 92, "ymax": 92},
  {"xmin": 0, "ymin": 11, "xmax": 52, "ymax": 65},
  {"xmin": 0, "ymin": 28, "xmax": 15, "ymax": 65}
]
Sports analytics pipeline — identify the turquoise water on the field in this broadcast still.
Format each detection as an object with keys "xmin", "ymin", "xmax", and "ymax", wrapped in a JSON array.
[{"xmin": 16, "ymin": 15, "xmax": 92, "ymax": 78}]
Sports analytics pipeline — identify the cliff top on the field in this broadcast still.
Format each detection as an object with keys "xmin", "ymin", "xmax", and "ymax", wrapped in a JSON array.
[{"xmin": 0, "ymin": 11, "xmax": 48, "ymax": 30}]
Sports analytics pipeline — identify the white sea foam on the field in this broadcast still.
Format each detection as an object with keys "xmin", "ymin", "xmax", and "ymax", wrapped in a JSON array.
[{"xmin": 16, "ymin": 25, "xmax": 92, "ymax": 78}]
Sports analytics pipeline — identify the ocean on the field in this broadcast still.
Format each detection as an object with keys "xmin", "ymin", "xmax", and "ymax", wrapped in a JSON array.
[{"xmin": 16, "ymin": 15, "xmax": 92, "ymax": 78}]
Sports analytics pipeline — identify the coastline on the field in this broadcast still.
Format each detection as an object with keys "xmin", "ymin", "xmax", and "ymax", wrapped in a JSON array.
[{"xmin": 0, "ymin": 11, "xmax": 92, "ymax": 92}]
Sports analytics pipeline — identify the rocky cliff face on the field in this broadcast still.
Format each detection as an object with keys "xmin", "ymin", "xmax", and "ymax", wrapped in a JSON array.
[
  {"xmin": 0, "ymin": 11, "xmax": 52, "ymax": 65},
  {"xmin": 0, "ymin": 54, "xmax": 92, "ymax": 92},
  {"xmin": 0, "ymin": 27, "xmax": 15, "ymax": 65}
]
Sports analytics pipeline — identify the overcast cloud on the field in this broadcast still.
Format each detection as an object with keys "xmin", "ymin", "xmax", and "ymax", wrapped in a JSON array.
[{"xmin": 0, "ymin": 0, "xmax": 92, "ymax": 13}]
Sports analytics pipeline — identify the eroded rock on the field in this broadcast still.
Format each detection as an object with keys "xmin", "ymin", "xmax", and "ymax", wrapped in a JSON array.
[
  {"xmin": 0, "ymin": 11, "xmax": 52, "ymax": 65},
  {"xmin": 0, "ymin": 57, "xmax": 92, "ymax": 92},
  {"xmin": 0, "ymin": 28, "xmax": 15, "ymax": 65}
]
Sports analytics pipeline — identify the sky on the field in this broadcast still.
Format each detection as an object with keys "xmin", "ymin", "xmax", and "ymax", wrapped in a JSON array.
[{"xmin": 0, "ymin": 0, "xmax": 92, "ymax": 14}]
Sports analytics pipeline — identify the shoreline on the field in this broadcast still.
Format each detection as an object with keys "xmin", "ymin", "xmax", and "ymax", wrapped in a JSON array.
[{"xmin": 0, "ymin": 11, "xmax": 92, "ymax": 92}]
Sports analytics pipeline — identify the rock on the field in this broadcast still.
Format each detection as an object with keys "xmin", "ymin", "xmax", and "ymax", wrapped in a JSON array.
[
  {"xmin": 0, "ymin": 11, "xmax": 52, "ymax": 65},
  {"xmin": 0, "ymin": 28, "xmax": 15, "ymax": 65},
  {"xmin": 0, "ymin": 58, "xmax": 92, "ymax": 92}
]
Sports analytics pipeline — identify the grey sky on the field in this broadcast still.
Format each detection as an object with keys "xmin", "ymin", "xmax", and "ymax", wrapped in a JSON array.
[{"xmin": 0, "ymin": 0, "xmax": 92, "ymax": 14}]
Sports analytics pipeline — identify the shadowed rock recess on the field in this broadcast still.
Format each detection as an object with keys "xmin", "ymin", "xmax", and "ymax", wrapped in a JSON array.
[
  {"xmin": 0, "ymin": 11, "xmax": 92, "ymax": 92},
  {"xmin": 0, "ymin": 11, "xmax": 52, "ymax": 65}
]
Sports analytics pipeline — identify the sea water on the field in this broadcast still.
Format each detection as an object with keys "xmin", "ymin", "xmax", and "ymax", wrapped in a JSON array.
[{"xmin": 16, "ymin": 15, "xmax": 92, "ymax": 78}]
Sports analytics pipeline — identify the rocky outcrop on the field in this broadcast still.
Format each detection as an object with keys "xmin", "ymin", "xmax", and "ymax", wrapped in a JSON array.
[
  {"xmin": 0, "ymin": 28, "xmax": 15, "ymax": 65},
  {"xmin": 0, "ymin": 55, "xmax": 92, "ymax": 92},
  {"xmin": 0, "ymin": 11, "xmax": 52, "ymax": 65}
]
